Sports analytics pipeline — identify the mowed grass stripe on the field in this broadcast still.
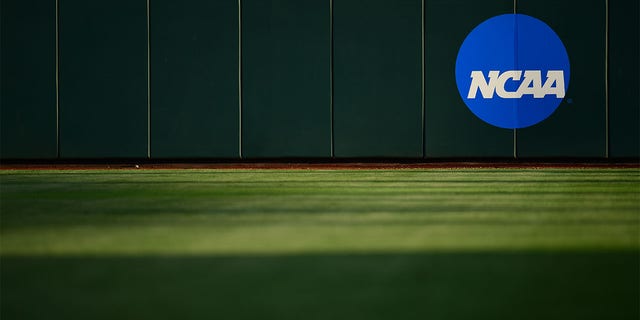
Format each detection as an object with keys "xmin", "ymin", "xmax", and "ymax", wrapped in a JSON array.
[{"xmin": 1, "ymin": 169, "xmax": 637, "ymax": 255}]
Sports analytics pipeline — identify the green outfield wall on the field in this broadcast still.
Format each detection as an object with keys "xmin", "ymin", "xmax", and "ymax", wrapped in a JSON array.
[{"xmin": 1, "ymin": 0, "xmax": 638, "ymax": 159}]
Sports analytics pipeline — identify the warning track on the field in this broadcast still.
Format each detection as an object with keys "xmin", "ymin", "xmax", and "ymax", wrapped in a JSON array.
[{"xmin": 1, "ymin": 161, "xmax": 638, "ymax": 170}]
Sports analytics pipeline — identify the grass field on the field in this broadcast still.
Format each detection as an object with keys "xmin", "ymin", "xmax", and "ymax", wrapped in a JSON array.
[{"xmin": 1, "ymin": 168, "xmax": 638, "ymax": 319}]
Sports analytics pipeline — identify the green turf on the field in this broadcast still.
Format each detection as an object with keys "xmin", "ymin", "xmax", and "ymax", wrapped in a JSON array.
[{"xmin": 1, "ymin": 169, "xmax": 639, "ymax": 319}]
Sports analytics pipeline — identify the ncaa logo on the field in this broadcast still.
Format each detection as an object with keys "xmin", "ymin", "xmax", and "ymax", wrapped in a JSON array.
[{"xmin": 455, "ymin": 14, "xmax": 570, "ymax": 129}]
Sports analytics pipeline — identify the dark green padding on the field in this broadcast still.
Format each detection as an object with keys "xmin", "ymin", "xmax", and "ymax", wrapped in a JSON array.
[
  {"xmin": 59, "ymin": 0, "xmax": 147, "ymax": 158},
  {"xmin": 608, "ymin": 0, "xmax": 639, "ymax": 158},
  {"xmin": 242, "ymin": 0, "xmax": 330, "ymax": 158},
  {"xmin": 425, "ymin": 0, "xmax": 514, "ymax": 158},
  {"xmin": 151, "ymin": 0, "xmax": 239, "ymax": 159},
  {"xmin": 516, "ymin": 0, "xmax": 606, "ymax": 158},
  {"xmin": 334, "ymin": 0, "xmax": 422, "ymax": 158},
  {"xmin": 0, "ymin": 0, "xmax": 57, "ymax": 159}
]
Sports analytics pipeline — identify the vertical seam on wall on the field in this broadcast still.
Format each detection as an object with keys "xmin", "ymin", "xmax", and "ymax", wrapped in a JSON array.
[
  {"xmin": 605, "ymin": 0, "xmax": 609, "ymax": 158},
  {"xmin": 513, "ymin": 0, "xmax": 517, "ymax": 159},
  {"xmin": 330, "ymin": 0, "xmax": 334, "ymax": 158},
  {"xmin": 56, "ymin": 0, "xmax": 60, "ymax": 158},
  {"xmin": 238, "ymin": 0, "xmax": 243, "ymax": 159},
  {"xmin": 147, "ymin": 0, "xmax": 151, "ymax": 159},
  {"xmin": 421, "ymin": 0, "xmax": 425, "ymax": 158}
]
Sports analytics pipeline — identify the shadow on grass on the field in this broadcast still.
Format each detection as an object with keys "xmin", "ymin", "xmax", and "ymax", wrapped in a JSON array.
[{"xmin": 2, "ymin": 251, "xmax": 638, "ymax": 320}]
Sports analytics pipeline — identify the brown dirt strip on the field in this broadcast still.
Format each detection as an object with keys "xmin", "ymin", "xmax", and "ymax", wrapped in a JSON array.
[{"xmin": 1, "ymin": 162, "xmax": 638, "ymax": 170}]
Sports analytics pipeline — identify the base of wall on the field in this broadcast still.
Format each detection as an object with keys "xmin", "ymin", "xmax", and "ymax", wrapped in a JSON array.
[{"xmin": 1, "ymin": 158, "xmax": 638, "ymax": 170}]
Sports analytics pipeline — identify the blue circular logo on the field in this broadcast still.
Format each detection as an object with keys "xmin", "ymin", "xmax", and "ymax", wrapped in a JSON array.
[{"xmin": 455, "ymin": 14, "xmax": 570, "ymax": 129}]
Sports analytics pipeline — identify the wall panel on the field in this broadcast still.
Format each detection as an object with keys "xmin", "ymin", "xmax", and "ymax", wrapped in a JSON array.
[
  {"xmin": 59, "ymin": 0, "xmax": 147, "ymax": 158},
  {"xmin": 334, "ymin": 0, "xmax": 422, "ymax": 157},
  {"xmin": 608, "ymin": 0, "xmax": 639, "ymax": 158},
  {"xmin": 516, "ymin": 0, "xmax": 606, "ymax": 158},
  {"xmin": 0, "ymin": 0, "xmax": 57, "ymax": 159},
  {"xmin": 242, "ymin": 0, "xmax": 330, "ymax": 158},
  {"xmin": 424, "ymin": 0, "xmax": 514, "ymax": 158},
  {"xmin": 151, "ymin": 0, "xmax": 239, "ymax": 158}
]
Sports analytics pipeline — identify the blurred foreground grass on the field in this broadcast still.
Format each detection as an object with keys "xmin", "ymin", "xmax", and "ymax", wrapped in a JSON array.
[{"xmin": 1, "ymin": 169, "xmax": 638, "ymax": 319}]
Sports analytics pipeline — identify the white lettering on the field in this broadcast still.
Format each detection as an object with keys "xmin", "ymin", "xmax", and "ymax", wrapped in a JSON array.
[
  {"xmin": 467, "ymin": 70, "xmax": 500, "ymax": 99},
  {"xmin": 467, "ymin": 70, "xmax": 565, "ymax": 99},
  {"xmin": 496, "ymin": 70, "xmax": 522, "ymax": 98},
  {"xmin": 517, "ymin": 70, "xmax": 543, "ymax": 97},
  {"xmin": 542, "ymin": 70, "xmax": 565, "ymax": 98}
]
